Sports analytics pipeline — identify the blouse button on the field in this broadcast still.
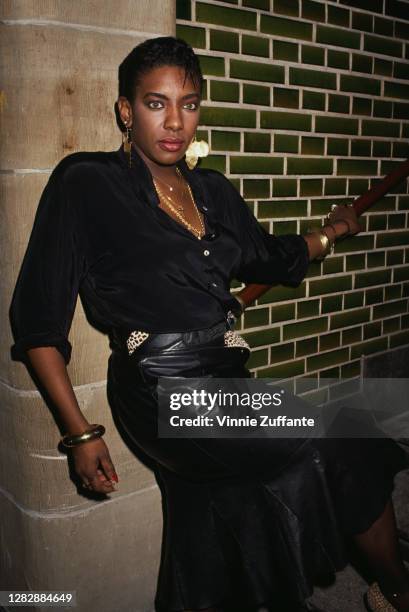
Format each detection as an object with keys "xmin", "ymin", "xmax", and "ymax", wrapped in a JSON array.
[
  {"xmin": 203, "ymin": 206, "xmax": 208, "ymax": 211},
  {"xmin": 203, "ymin": 250, "xmax": 210, "ymax": 256},
  {"xmin": 211, "ymin": 282, "xmax": 218, "ymax": 288}
]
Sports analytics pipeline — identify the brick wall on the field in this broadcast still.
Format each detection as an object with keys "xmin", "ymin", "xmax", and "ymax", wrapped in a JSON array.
[{"xmin": 176, "ymin": 0, "xmax": 409, "ymax": 382}]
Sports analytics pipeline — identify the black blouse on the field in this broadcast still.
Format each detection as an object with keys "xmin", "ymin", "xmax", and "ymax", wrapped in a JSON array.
[{"xmin": 9, "ymin": 144, "xmax": 310, "ymax": 365}]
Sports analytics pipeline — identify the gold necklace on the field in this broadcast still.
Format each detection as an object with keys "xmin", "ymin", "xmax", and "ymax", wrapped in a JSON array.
[
  {"xmin": 153, "ymin": 171, "xmax": 205, "ymax": 239},
  {"xmin": 151, "ymin": 169, "xmax": 185, "ymax": 211}
]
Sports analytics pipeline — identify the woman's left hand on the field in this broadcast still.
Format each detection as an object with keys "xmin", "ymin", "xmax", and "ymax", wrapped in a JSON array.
[{"xmin": 327, "ymin": 204, "xmax": 361, "ymax": 236}]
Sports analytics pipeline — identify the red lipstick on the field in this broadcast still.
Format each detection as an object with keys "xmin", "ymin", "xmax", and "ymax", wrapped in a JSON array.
[{"xmin": 158, "ymin": 138, "xmax": 184, "ymax": 152}]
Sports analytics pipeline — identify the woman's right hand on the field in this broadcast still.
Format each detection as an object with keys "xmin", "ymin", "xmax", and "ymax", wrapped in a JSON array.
[{"xmin": 70, "ymin": 437, "xmax": 119, "ymax": 494}]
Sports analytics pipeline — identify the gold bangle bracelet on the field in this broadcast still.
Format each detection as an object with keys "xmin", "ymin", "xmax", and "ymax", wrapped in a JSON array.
[
  {"xmin": 61, "ymin": 424, "xmax": 106, "ymax": 448},
  {"xmin": 315, "ymin": 230, "xmax": 334, "ymax": 261}
]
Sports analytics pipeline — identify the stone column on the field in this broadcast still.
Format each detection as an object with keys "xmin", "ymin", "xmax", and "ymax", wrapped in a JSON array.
[{"xmin": 0, "ymin": 3, "xmax": 175, "ymax": 611}]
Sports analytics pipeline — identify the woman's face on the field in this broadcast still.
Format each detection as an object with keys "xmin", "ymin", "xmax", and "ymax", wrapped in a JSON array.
[{"xmin": 118, "ymin": 65, "xmax": 201, "ymax": 167}]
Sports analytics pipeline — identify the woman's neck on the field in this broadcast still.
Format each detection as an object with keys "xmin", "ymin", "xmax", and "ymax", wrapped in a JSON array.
[{"xmin": 132, "ymin": 143, "xmax": 179, "ymax": 181}]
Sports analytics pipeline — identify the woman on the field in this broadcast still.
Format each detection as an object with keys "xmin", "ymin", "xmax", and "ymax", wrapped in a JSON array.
[{"xmin": 9, "ymin": 37, "xmax": 409, "ymax": 612}]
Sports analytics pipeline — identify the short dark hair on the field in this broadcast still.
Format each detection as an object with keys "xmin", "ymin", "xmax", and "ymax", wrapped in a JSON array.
[{"xmin": 118, "ymin": 36, "xmax": 203, "ymax": 105}]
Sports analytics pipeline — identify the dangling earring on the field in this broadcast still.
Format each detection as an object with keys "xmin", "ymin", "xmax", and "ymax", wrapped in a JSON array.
[
  {"xmin": 123, "ymin": 121, "xmax": 132, "ymax": 168},
  {"xmin": 185, "ymin": 133, "xmax": 209, "ymax": 170}
]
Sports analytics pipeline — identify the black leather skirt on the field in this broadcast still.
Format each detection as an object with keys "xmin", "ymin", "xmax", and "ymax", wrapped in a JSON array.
[{"xmin": 107, "ymin": 322, "xmax": 408, "ymax": 612}]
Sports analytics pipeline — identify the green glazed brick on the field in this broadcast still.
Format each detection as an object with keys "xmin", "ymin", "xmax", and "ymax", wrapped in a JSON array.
[
  {"xmin": 400, "ymin": 123, "xmax": 409, "ymax": 138},
  {"xmin": 242, "ymin": 35, "xmax": 270, "ymax": 58},
  {"xmin": 373, "ymin": 299, "xmax": 407, "ymax": 319},
  {"xmin": 212, "ymin": 130, "xmax": 241, "ymax": 151},
  {"xmin": 395, "ymin": 20, "xmax": 409, "ymax": 40},
  {"xmin": 210, "ymin": 81, "xmax": 240, "ymax": 103},
  {"xmin": 383, "ymin": 317, "xmax": 401, "ymax": 334},
  {"xmin": 196, "ymin": 3, "xmax": 257, "ymax": 30},
  {"xmin": 310, "ymin": 275, "xmax": 352, "ymax": 296},
  {"xmin": 274, "ymin": 134, "xmax": 299, "ymax": 153},
  {"xmin": 367, "ymin": 251, "xmax": 386, "ymax": 268},
  {"xmin": 316, "ymin": 116, "xmax": 358, "ymax": 135},
  {"xmin": 387, "ymin": 250, "xmax": 404, "ymax": 265},
  {"xmin": 325, "ymin": 178, "xmax": 347, "ymax": 195},
  {"xmin": 176, "ymin": 0, "xmax": 191, "ymax": 20},
  {"xmin": 246, "ymin": 348, "xmax": 269, "ymax": 370},
  {"xmin": 270, "ymin": 342, "xmax": 295, "ymax": 364},
  {"xmin": 274, "ymin": 87, "xmax": 299, "ymax": 109},
  {"xmin": 300, "ymin": 179, "xmax": 323, "ymax": 196},
  {"xmin": 399, "ymin": 196, "xmax": 409, "ymax": 210},
  {"xmin": 316, "ymin": 25, "xmax": 360, "ymax": 49},
  {"xmin": 258, "ymin": 283, "xmax": 306, "ymax": 305},
  {"xmin": 243, "ymin": 0, "xmax": 270, "ymax": 9},
  {"xmin": 351, "ymin": 140, "xmax": 371, "ymax": 157},
  {"xmin": 341, "ymin": 0, "xmax": 383, "ymax": 12},
  {"xmin": 297, "ymin": 299, "xmax": 320, "ymax": 318},
  {"xmin": 350, "ymin": 337, "xmax": 388, "ymax": 359},
  {"xmin": 323, "ymin": 256, "xmax": 344, "ymax": 275},
  {"xmin": 261, "ymin": 111, "xmax": 311, "ymax": 131},
  {"xmin": 362, "ymin": 120, "xmax": 400, "ymax": 137},
  {"xmin": 303, "ymin": 90, "xmax": 325, "ymax": 111},
  {"xmin": 273, "ymin": 220, "xmax": 298, "ymax": 235},
  {"xmin": 340, "ymin": 75, "xmax": 381, "ymax": 96},
  {"xmin": 346, "ymin": 254, "xmax": 366, "ymax": 271},
  {"xmin": 329, "ymin": 94, "xmax": 350, "ymax": 114},
  {"xmin": 290, "ymin": 67, "xmax": 336, "ymax": 90},
  {"xmin": 328, "ymin": 5, "xmax": 350, "ymax": 27},
  {"xmin": 244, "ymin": 132, "xmax": 271, "ymax": 152},
  {"xmin": 283, "ymin": 316, "xmax": 328, "ymax": 340},
  {"xmin": 377, "ymin": 231, "xmax": 409, "ymax": 248},
  {"xmin": 390, "ymin": 330, "xmax": 409, "ymax": 349},
  {"xmin": 369, "ymin": 196, "xmax": 395, "ymax": 212},
  {"xmin": 328, "ymin": 50, "xmax": 350, "ymax": 70},
  {"xmin": 273, "ymin": 40, "xmax": 299, "ymax": 62},
  {"xmin": 310, "ymin": 197, "xmax": 350, "ymax": 215},
  {"xmin": 177, "ymin": 25, "xmax": 206, "ymax": 48},
  {"xmin": 384, "ymin": 284, "xmax": 402, "ymax": 300},
  {"xmin": 302, "ymin": 45, "xmax": 325, "ymax": 66},
  {"xmin": 327, "ymin": 138, "xmax": 349, "ymax": 156},
  {"xmin": 355, "ymin": 269, "xmax": 391, "ymax": 288},
  {"xmin": 258, "ymin": 359, "xmax": 305, "ymax": 379},
  {"xmin": 374, "ymin": 58, "xmax": 393, "ymax": 77},
  {"xmin": 351, "ymin": 11, "xmax": 373, "ymax": 33},
  {"xmin": 368, "ymin": 215, "xmax": 387, "ymax": 232},
  {"xmin": 210, "ymin": 30, "xmax": 239, "ymax": 53},
  {"xmin": 272, "ymin": 179, "xmax": 297, "ymax": 197},
  {"xmin": 388, "ymin": 213, "xmax": 407, "ymax": 230},
  {"xmin": 374, "ymin": 16, "xmax": 393, "ymax": 37},
  {"xmin": 244, "ymin": 84, "xmax": 270, "ymax": 106},
  {"xmin": 287, "ymin": 157, "xmax": 333, "ymax": 175},
  {"xmin": 394, "ymin": 266, "xmax": 409, "ymax": 282},
  {"xmin": 393, "ymin": 62, "xmax": 409, "ymax": 80},
  {"xmin": 274, "ymin": 0, "xmax": 299, "ymax": 17},
  {"xmin": 338, "ymin": 159, "xmax": 377, "ymax": 176},
  {"xmin": 270, "ymin": 303, "xmax": 296, "ymax": 322},
  {"xmin": 344, "ymin": 290, "xmax": 365, "ymax": 308},
  {"xmin": 296, "ymin": 337, "xmax": 319, "ymax": 357},
  {"xmin": 258, "ymin": 199, "xmax": 308, "ymax": 218},
  {"xmin": 393, "ymin": 142, "xmax": 409, "ymax": 158},
  {"xmin": 373, "ymin": 100, "xmax": 393, "ymax": 118},
  {"xmin": 242, "ymin": 328, "xmax": 280, "ymax": 348},
  {"xmin": 341, "ymin": 360, "xmax": 361, "ymax": 378},
  {"xmin": 322, "ymin": 294, "xmax": 343, "ymax": 313},
  {"xmin": 320, "ymin": 332, "xmax": 341, "ymax": 351},
  {"xmin": 200, "ymin": 107, "xmax": 256, "ymax": 127},
  {"xmin": 230, "ymin": 156, "xmax": 283, "ymax": 174},
  {"xmin": 373, "ymin": 141, "xmax": 391, "ymax": 157},
  {"xmin": 243, "ymin": 179, "xmax": 270, "ymax": 198},
  {"xmin": 230, "ymin": 60, "xmax": 285, "ymax": 84},
  {"xmin": 352, "ymin": 53, "xmax": 373, "ymax": 74},
  {"xmin": 365, "ymin": 287, "xmax": 384, "ymax": 305},
  {"xmin": 243, "ymin": 307, "xmax": 270, "ymax": 328},
  {"xmin": 330, "ymin": 307, "xmax": 370, "ymax": 330},
  {"xmin": 306, "ymin": 348, "xmax": 349, "ymax": 372},
  {"xmin": 352, "ymin": 97, "xmax": 372, "ymax": 116},
  {"xmin": 196, "ymin": 129, "xmax": 209, "ymax": 142},
  {"xmin": 197, "ymin": 55, "xmax": 225, "ymax": 76},
  {"xmin": 342, "ymin": 326, "xmax": 363, "ymax": 345},
  {"xmin": 364, "ymin": 34, "xmax": 403, "ymax": 58},
  {"xmin": 302, "ymin": 0, "xmax": 325, "ymax": 21},
  {"xmin": 363, "ymin": 321, "xmax": 382, "ymax": 340},
  {"xmin": 200, "ymin": 155, "xmax": 226, "ymax": 173},
  {"xmin": 384, "ymin": 81, "xmax": 409, "ymax": 100},
  {"xmin": 261, "ymin": 14, "xmax": 312, "ymax": 40}
]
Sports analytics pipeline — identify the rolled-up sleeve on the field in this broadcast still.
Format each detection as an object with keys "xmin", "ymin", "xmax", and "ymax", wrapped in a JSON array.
[
  {"xmin": 221, "ymin": 176, "xmax": 310, "ymax": 286},
  {"xmin": 9, "ymin": 166, "xmax": 86, "ymax": 365}
]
